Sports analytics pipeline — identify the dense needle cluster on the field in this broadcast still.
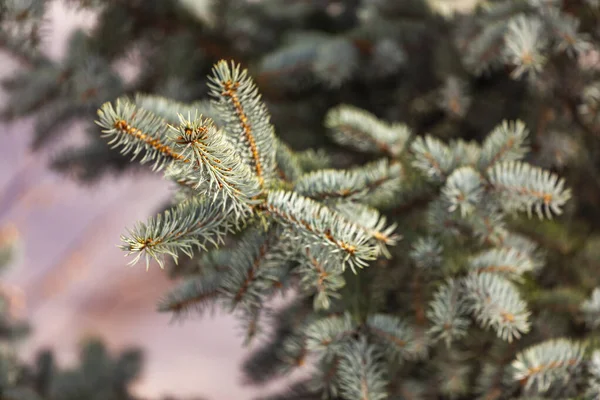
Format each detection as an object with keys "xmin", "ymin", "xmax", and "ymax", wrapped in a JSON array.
[{"xmin": 93, "ymin": 59, "xmax": 600, "ymax": 399}]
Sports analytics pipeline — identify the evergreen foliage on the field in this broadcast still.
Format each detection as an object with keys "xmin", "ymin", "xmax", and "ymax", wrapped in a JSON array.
[
  {"xmin": 91, "ymin": 58, "xmax": 598, "ymax": 399},
  {"xmin": 3, "ymin": 0, "xmax": 600, "ymax": 399}
]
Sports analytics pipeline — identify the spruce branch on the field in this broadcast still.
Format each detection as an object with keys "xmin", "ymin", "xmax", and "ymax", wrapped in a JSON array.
[
  {"xmin": 465, "ymin": 201, "xmax": 509, "ymax": 246},
  {"xmin": 410, "ymin": 135, "xmax": 455, "ymax": 182},
  {"xmin": 256, "ymin": 32, "xmax": 324, "ymax": 91},
  {"xmin": 475, "ymin": 362, "xmax": 507, "ymax": 400},
  {"xmin": 295, "ymin": 158, "xmax": 403, "ymax": 204},
  {"xmin": 478, "ymin": 120, "xmax": 530, "ymax": 171},
  {"xmin": 207, "ymin": 60, "xmax": 277, "ymax": 187},
  {"xmin": 427, "ymin": 196, "xmax": 507, "ymax": 245},
  {"xmin": 297, "ymin": 248, "xmax": 345, "ymax": 311},
  {"xmin": 83, "ymin": 43, "xmax": 588, "ymax": 397},
  {"xmin": 119, "ymin": 197, "xmax": 232, "ymax": 269},
  {"xmin": 437, "ymin": 356, "xmax": 473, "ymax": 398},
  {"xmin": 544, "ymin": 8, "xmax": 591, "ymax": 57},
  {"xmin": 427, "ymin": 197, "xmax": 471, "ymax": 239},
  {"xmin": 459, "ymin": 20, "xmax": 508, "ymax": 75},
  {"xmin": 503, "ymin": 15, "xmax": 547, "ymax": 79},
  {"xmin": 464, "ymin": 272, "xmax": 531, "ymax": 342},
  {"xmin": 165, "ymin": 112, "xmax": 262, "ymax": 218},
  {"xmin": 96, "ymin": 97, "xmax": 183, "ymax": 171},
  {"xmin": 331, "ymin": 202, "xmax": 400, "ymax": 258},
  {"xmin": 242, "ymin": 299, "xmax": 314, "ymax": 384},
  {"xmin": 304, "ymin": 313, "xmax": 357, "ymax": 353},
  {"xmin": 280, "ymin": 331, "xmax": 310, "ymax": 370},
  {"xmin": 256, "ymin": 380, "xmax": 322, "ymax": 400},
  {"xmin": 500, "ymin": 231, "xmax": 545, "ymax": 271},
  {"xmin": 448, "ymin": 138, "xmax": 481, "ymax": 167},
  {"xmin": 295, "ymin": 168, "xmax": 371, "ymax": 203},
  {"xmin": 409, "ymin": 236, "xmax": 443, "ymax": 270},
  {"xmin": 442, "ymin": 166, "xmax": 484, "ymax": 217},
  {"xmin": 438, "ymin": 76, "xmax": 472, "ymax": 119},
  {"xmin": 264, "ymin": 190, "xmax": 380, "ymax": 273},
  {"xmin": 312, "ymin": 353, "xmax": 342, "ymax": 399},
  {"xmin": 297, "ymin": 159, "xmax": 404, "ymax": 209},
  {"xmin": 337, "ymin": 336, "xmax": 388, "ymax": 400},
  {"xmin": 427, "ymin": 278, "xmax": 470, "ymax": 347},
  {"xmin": 0, "ymin": 0, "xmax": 47, "ymax": 67},
  {"xmin": 274, "ymin": 140, "xmax": 303, "ymax": 183},
  {"xmin": 510, "ymin": 338, "xmax": 585, "ymax": 393},
  {"xmin": 220, "ymin": 226, "xmax": 284, "ymax": 311},
  {"xmin": 313, "ymin": 38, "xmax": 359, "ymax": 88},
  {"xmin": 366, "ymin": 38, "xmax": 407, "ymax": 80},
  {"xmin": 366, "ymin": 314, "xmax": 417, "ymax": 361},
  {"xmin": 469, "ymin": 247, "xmax": 538, "ymax": 281},
  {"xmin": 242, "ymin": 340, "xmax": 296, "ymax": 385},
  {"xmin": 166, "ymin": 243, "xmax": 230, "ymax": 277},
  {"xmin": 450, "ymin": 138, "xmax": 481, "ymax": 169},
  {"xmin": 236, "ymin": 305, "xmax": 265, "ymax": 345},
  {"xmin": 296, "ymin": 148, "xmax": 331, "ymax": 172},
  {"xmin": 325, "ymin": 104, "xmax": 411, "ymax": 158},
  {"xmin": 487, "ymin": 160, "xmax": 572, "ymax": 219},
  {"xmin": 156, "ymin": 273, "xmax": 221, "ymax": 319}
]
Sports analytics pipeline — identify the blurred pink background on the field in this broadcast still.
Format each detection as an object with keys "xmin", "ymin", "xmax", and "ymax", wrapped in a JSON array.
[{"xmin": 0, "ymin": 2, "xmax": 295, "ymax": 399}]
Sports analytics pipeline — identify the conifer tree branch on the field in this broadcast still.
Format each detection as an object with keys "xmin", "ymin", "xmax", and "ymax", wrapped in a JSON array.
[
  {"xmin": 208, "ymin": 60, "xmax": 277, "ymax": 187},
  {"xmin": 337, "ymin": 337, "xmax": 388, "ymax": 400},
  {"xmin": 295, "ymin": 159, "xmax": 403, "ymax": 204},
  {"xmin": 79, "ymin": 39, "xmax": 593, "ymax": 397},
  {"xmin": 331, "ymin": 202, "xmax": 400, "ymax": 258},
  {"xmin": 469, "ymin": 247, "xmax": 537, "ymax": 281},
  {"xmin": 487, "ymin": 161, "xmax": 572, "ymax": 219},
  {"xmin": 410, "ymin": 135, "xmax": 455, "ymax": 182},
  {"xmin": 96, "ymin": 98, "xmax": 184, "ymax": 171},
  {"xmin": 511, "ymin": 339, "xmax": 585, "ymax": 393},
  {"xmin": 464, "ymin": 272, "xmax": 530, "ymax": 342},
  {"xmin": 304, "ymin": 313, "xmax": 357, "ymax": 353},
  {"xmin": 220, "ymin": 226, "xmax": 287, "ymax": 311},
  {"xmin": 427, "ymin": 278, "xmax": 470, "ymax": 347},
  {"xmin": 274, "ymin": 140, "xmax": 303, "ymax": 183},
  {"xmin": 296, "ymin": 148, "xmax": 332, "ymax": 172},
  {"xmin": 442, "ymin": 166, "xmax": 485, "ymax": 217},
  {"xmin": 478, "ymin": 120, "xmax": 529, "ymax": 171},
  {"xmin": 165, "ymin": 113, "xmax": 263, "ymax": 217},
  {"xmin": 325, "ymin": 104, "xmax": 411, "ymax": 158},
  {"xmin": 157, "ymin": 273, "xmax": 221, "ymax": 318},
  {"xmin": 120, "ymin": 198, "xmax": 233, "ymax": 269},
  {"xmin": 264, "ymin": 190, "xmax": 380, "ymax": 273},
  {"xmin": 366, "ymin": 314, "xmax": 417, "ymax": 361}
]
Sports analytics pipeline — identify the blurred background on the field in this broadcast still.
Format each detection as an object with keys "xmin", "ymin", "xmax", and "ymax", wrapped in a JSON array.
[{"xmin": 0, "ymin": 2, "xmax": 267, "ymax": 399}]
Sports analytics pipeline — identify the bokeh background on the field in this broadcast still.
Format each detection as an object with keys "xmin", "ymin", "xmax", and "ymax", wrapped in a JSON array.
[{"xmin": 0, "ymin": 2, "xmax": 274, "ymax": 399}]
